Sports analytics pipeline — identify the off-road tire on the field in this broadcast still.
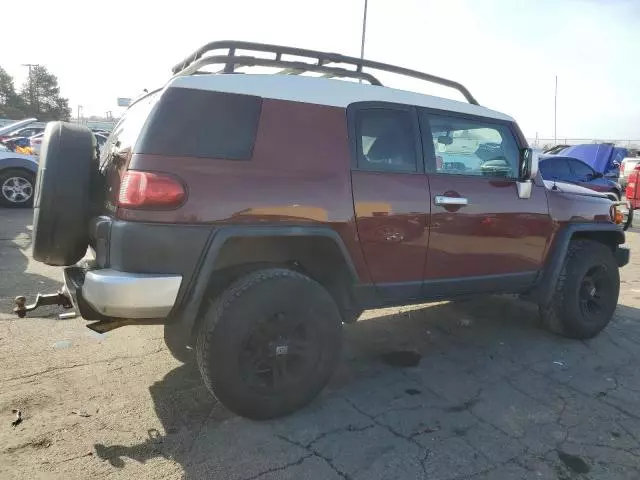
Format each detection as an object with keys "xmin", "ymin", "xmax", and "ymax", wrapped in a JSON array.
[
  {"xmin": 32, "ymin": 122, "xmax": 96, "ymax": 266},
  {"xmin": 539, "ymin": 240, "xmax": 619, "ymax": 339},
  {"xmin": 0, "ymin": 168, "xmax": 35, "ymax": 208},
  {"xmin": 196, "ymin": 268, "xmax": 342, "ymax": 419}
]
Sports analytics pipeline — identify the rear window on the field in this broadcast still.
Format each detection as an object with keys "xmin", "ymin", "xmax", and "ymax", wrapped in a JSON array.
[{"xmin": 137, "ymin": 88, "xmax": 262, "ymax": 160}]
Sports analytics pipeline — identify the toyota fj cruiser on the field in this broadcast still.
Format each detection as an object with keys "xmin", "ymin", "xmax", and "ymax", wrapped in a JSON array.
[{"xmin": 17, "ymin": 41, "xmax": 630, "ymax": 419}]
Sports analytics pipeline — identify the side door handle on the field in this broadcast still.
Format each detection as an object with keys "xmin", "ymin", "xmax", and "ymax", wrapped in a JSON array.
[{"xmin": 434, "ymin": 195, "xmax": 468, "ymax": 206}]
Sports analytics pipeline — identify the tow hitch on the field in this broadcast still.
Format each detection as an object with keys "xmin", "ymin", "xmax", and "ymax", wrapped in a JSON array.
[{"xmin": 13, "ymin": 292, "xmax": 73, "ymax": 318}]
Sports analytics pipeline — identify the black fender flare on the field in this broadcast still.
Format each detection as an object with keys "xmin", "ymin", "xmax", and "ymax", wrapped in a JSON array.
[
  {"xmin": 169, "ymin": 225, "xmax": 359, "ymax": 332},
  {"xmin": 526, "ymin": 223, "xmax": 625, "ymax": 306}
]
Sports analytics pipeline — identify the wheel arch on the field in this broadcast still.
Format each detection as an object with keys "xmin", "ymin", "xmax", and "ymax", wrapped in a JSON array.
[
  {"xmin": 525, "ymin": 223, "xmax": 624, "ymax": 306},
  {"xmin": 0, "ymin": 157, "xmax": 39, "ymax": 175},
  {"xmin": 171, "ymin": 226, "xmax": 361, "ymax": 335}
]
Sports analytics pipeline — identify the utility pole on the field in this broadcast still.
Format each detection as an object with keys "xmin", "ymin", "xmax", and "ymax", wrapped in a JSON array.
[
  {"xmin": 554, "ymin": 75, "xmax": 558, "ymax": 145},
  {"xmin": 360, "ymin": 0, "xmax": 368, "ymax": 60},
  {"xmin": 359, "ymin": 0, "xmax": 368, "ymax": 83},
  {"xmin": 22, "ymin": 63, "xmax": 40, "ymax": 114},
  {"xmin": 77, "ymin": 105, "xmax": 83, "ymax": 125}
]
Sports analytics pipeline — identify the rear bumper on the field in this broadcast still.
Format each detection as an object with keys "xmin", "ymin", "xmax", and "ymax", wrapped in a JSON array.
[
  {"xmin": 615, "ymin": 246, "xmax": 630, "ymax": 268},
  {"xmin": 64, "ymin": 265, "xmax": 182, "ymax": 319}
]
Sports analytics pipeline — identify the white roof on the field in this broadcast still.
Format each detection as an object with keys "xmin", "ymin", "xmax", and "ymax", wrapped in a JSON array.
[{"xmin": 168, "ymin": 74, "xmax": 513, "ymax": 122}]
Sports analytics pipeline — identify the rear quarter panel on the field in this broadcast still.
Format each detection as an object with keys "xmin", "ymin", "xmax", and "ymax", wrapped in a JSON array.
[{"xmin": 123, "ymin": 98, "xmax": 369, "ymax": 280}]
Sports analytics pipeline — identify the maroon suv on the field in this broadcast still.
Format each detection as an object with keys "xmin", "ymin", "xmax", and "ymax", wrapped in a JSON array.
[{"xmin": 20, "ymin": 41, "xmax": 629, "ymax": 419}]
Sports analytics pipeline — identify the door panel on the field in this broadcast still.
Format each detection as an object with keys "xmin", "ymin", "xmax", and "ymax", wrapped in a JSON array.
[
  {"xmin": 425, "ymin": 175, "xmax": 550, "ymax": 279},
  {"xmin": 351, "ymin": 171, "xmax": 430, "ymax": 298},
  {"xmin": 349, "ymin": 104, "xmax": 430, "ymax": 300},
  {"xmin": 420, "ymin": 111, "xmax": 552, "ymax": 284}
]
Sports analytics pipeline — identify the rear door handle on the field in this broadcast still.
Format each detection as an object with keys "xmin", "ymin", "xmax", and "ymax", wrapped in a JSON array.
[{"xmin": 434, "ymin": 195, "xmax": 468, "ymax": 206}]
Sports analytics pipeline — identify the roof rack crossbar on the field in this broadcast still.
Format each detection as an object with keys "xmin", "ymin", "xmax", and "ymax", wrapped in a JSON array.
[
  {"xmin": 172, "ymin": 40, "xmax": 479, "ymax": 105},
  {"xmin": 181, "ymin": 55, "xmax": 384, "ymax": 86}
]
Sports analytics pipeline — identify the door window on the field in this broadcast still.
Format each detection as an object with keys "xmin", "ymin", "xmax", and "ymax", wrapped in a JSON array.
[
  {"xmin": 355, "ymin": 109, "xmax": 418, "ymax": 173},
  {"xmin": 422, "ymin": 113, "xmax": 519, "ymax": 179}
]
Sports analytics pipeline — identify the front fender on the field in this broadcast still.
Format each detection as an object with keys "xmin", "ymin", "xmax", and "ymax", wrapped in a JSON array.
[{"xmin": 525, "ymin": 223, "xmax": 625, "ymax": 306}]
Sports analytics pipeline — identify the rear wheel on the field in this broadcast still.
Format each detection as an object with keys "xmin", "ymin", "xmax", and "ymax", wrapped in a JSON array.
[
  {"xmin": 0, "ymin": 169, "xmax": 35, "ymax": 208},
  {"xmin": 196, "ymin": 268, "xmax": 342, "ymax": 419},
  {"xmin": 539, "ymin": 240, "xmax": 619, "ymax": 339}
]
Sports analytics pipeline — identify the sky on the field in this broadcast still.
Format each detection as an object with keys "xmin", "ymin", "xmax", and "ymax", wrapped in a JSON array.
[{"xmin": 2, "ymin": 0, "xmax": 639, "ymax": 140}]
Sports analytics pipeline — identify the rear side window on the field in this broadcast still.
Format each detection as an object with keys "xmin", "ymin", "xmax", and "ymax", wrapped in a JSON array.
[
  {"xmin": 138, "ymin": 88, "xmax": 262, "ymax": 160},
  {"xmin": 355, "ymin": 109, "xmax": 418, "ymax": 172}
]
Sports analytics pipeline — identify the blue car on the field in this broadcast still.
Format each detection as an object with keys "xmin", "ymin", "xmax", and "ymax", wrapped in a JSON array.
[
  {"xmin": 539, "ymin": 156, "xmax": 622, "ymax": 201},
  {"xmin": 0, "ymin": 119, "xmax": 39, "ymax": 208}
]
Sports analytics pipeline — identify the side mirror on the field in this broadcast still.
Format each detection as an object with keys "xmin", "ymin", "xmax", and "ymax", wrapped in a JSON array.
[{"xmin": 519, "ymin": 148, "xmax": 537, "ymax": 180}]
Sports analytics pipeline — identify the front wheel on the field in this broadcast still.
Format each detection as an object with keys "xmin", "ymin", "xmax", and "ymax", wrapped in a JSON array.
[
  {"xmin": 0, "ymin": 169, "xmax": 35, "ymax": 208},
  {"xmin": 196, "ymin": 268, "xmax": 343, "ymax": 419},
  {"xmin": 539, "ymin": 240, "xmax": 620, "ymax": 339}
]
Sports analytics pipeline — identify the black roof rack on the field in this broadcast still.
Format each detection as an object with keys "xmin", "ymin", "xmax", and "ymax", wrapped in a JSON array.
[{"xmin": 171, "ymin": 40, "xmax": 479, "ymax": 105}]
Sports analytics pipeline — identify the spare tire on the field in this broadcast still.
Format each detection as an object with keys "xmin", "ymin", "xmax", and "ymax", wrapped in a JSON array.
[{"xmin": 32, "ymin": 122, "xmax": 96, "ymax": 266}]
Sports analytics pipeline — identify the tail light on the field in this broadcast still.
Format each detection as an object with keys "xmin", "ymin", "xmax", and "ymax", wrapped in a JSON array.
[
  {"xmin": 118, "ymin": 171, "xmax": 185, "ymax": 209},
  {"xmin": 627, "ymin": 168, "xmax": 640, "ymax": 200}
]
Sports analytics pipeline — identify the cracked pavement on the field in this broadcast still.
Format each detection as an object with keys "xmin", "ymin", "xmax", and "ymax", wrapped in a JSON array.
[{"xmin": 2, "ymin": 209, "xmax": 640, "ymax": 479}]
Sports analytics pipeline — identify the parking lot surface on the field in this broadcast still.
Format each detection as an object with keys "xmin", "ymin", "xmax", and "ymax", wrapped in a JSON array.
[{"xmin": 2, "ymin": 208, "xmax": 640, "ymax": 479}]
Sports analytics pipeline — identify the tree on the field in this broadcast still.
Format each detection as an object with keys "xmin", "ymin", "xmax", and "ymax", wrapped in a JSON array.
[
  {"xmin": 19, "ymin": 65, "xmax": 71, "ymax": 121},
  {"xmin": 0, "ymin": 66, "xmax": 26, "ymax": 119}
]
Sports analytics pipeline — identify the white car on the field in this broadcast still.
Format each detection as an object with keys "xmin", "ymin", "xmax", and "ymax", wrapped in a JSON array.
[{"xmin": 620, "ymin": 150, "xmax": 640, "ymax": 188}]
